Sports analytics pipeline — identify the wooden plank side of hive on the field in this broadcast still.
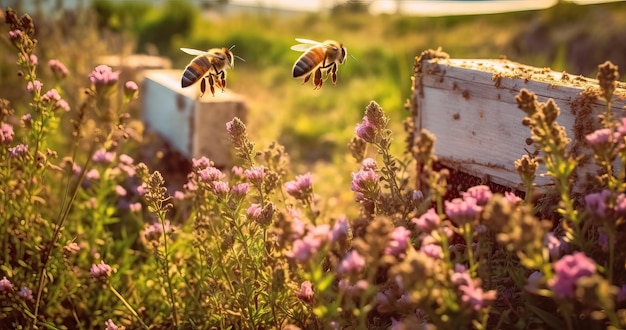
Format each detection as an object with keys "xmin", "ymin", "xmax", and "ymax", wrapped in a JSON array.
[
  {"xmin": 142, "ymin": 69, "xmax": 248, "ymax": 168},
  {"xmin": 412, "ymin": 51, "xmax": 626, "ymax": 192}
]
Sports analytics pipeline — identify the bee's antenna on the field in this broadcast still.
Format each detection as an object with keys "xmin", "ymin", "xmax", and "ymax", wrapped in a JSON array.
[
  {"xmin": 349, "ymin": 54, "xmax": 358, "ymax": 62},
  {"xmin": 228, "ymin": 45, "xmax": 245, "ymax": 62}
]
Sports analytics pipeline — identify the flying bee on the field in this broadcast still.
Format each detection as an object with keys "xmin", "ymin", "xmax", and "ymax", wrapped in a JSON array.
[
  {"xmin": 291, "ymin": 38, "xmax": 349, "ymax": 89},
  {"xmin": 180, "ymin": 46, "xmax": 243, "ymax": 97}
]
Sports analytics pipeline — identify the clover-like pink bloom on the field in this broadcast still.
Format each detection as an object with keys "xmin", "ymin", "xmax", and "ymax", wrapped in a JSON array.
[
  {"xmin": 48, "ymin": 59, "xmax": 68, "ymax": 78},
  {"xmin": 548, "ymin": 252, "xmax": 596, "ymax": 299},
  {"xmin": 412, "ymin": 208, "xmax": 440, "ymax": 232},
  {"xmin": 89, "ymin": 65, "xmax": 120, "ymax": 86},
  {"xmin": 338, "ymin": 250, "xmax": 366, "ymax": 274},
  {"xmin": 90, "ymin": 260, "xmax": 113, "ymax": 280},
  {"xmin": 445, "ymin": 196, "xmax": 481, "ymax": 225},
  {"xmin": 295, "ymin": 281, "xmax": 314, "ymax": 303}
]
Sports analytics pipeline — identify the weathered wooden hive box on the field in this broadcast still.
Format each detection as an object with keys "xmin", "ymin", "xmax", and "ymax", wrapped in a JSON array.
[
  {"xmin": 142, "ymin": 70, "xmax": 247, "ymax": 167},
  {"xmin": 412, "ymin": 49, "xmax": 626, "ymax": 192}
]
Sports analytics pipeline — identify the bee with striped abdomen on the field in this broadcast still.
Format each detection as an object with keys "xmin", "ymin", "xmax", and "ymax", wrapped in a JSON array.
[
  {"xmin": 180, "ymin": 46, "xmax": 242, "ymax": 97},
  {"xmin": 291, "ymin": 38, "xmax": 348, "ymax": 90}
]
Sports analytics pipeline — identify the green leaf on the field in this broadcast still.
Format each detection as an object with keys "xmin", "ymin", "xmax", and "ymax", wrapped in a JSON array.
[{"xmin": 526, "ymin": 302, "xmax": 566, "ymax": 329}]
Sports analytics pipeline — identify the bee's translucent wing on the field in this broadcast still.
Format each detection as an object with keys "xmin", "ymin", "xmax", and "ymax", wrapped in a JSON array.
[
  {"xmin": 290, "ymin": 38, "xmax": 326, "ymax": 52},
  {"xmin": 180, "ymin": 48, "xmax": 219, "ymax": 58},
  {"xmin": 294, "ymin": 38, "xmax": 322, "ymax": 45}
]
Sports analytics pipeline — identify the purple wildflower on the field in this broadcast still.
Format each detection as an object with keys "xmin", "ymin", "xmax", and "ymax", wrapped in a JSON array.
[
  {"xmin": 90, "ymin": 261, "xmax": 113, "ymax": 281},
  {"xmin": 42, "ymin": 88, "xmax": 61, "ymax": 101},
  {"xmin": 8, "ymin": 144, "xmax": 28, "ymax": 157},
  {"xmin": 48, "ymin": 59, "xmax": 68, "ymax": 78},
  {"xmin": 586, "ymin": 128, "xmax": 613, "ymax": 147},
  {"xmin": 21, "ymin": 113, "xmax": 32, "ymax": 125},
  {"xmin": 92, "ymin": 148, "xmax": 116, "ymax": 163},
  {"xmin": 585, "ymin": 189, "xmax": 611, "ymax": 217},
  {"xmin": 0, "ymin": 277, "xmax": 13, "ymax": 293},
  {"xmin": 524, "ymin": 271, "xmax": 544, "ymax": 294},
  {"xmin": 8, "ymin": 30, "xmax": 23, "ymax": 43},
  {"xmin": 85, "ymin": 169, "xmax": 100, "ymax": 181},
  {"xmin": 287, "ymin": 223, "xmax": 331, "ymax": 262},
  {"xmin": 63, "ymin": 242, "xmax": 81, "ymax": 255},
  {"xmin": 351, "ymin": 168, "xmax": 379, "ymax": 200},
  {"xmin": 284, "ymin": 172, "xmax": 313, "ymax": 201},
  {"xmin": 124, "ymin": 81, "xmax": 139, "ymax": 100},
  {"xmin": 451, "ymin": 264, "xmax": 496, "ymax": 310},
  {"xmin": 231, "ymin": 165, "xmax": 244, "ymax": 178},
  {"xmin": 56, "ymin": 99, "xmax": 70, "ymax": 112},
  {"xmin": 89, "ymin": 65, "xmax": 120, "ymax": 86},
  {"xmin": 459, "ymin": 283, "xmax": 497, "ymax": 311},
  {"xmin": 338, "ymin": 250, "xmax": 366, "ymax": 274},
  {"xmin": 355, "ymin": 117, "xmax": 377, "ymax": 143},
  {"xmin": 245, "ymin": 166, "xmax": 265, "ymax": 184},
  {"xmin": 105, "ymin": 319, "xmax": 120, "ymax": 330},
  {"xmin": 129, "ymin": 202, "xmax": 142, "ymax": 212},
  {"xmin": 445, "ymin": 196, "xmax": 481, "ymax": 225},
  {"xmin": 0, "ymin": 123, "xmax": 14, "ymax": 144},
  {"xmin": 143, "ymin": 220, "xmax": 174, "ymax": 242},
  {"xmin": 420, "ymin": 243, "xmax": 443, "ymax": 259},
  {"xmin": 174, "ymin": 191, "xmax": 185, "ymax": 200},
  {"xmin": 119, "ymin": 154, "xmax": 134, "ymax": 165},
  {"xmin": 18, "ymin": 286, "xmax": 33, "ymax": 301},
  {"xmin": 198, "ymin": 167, "xmax": 225, "ymax": 182},
  {"xmin": 192, "ymin": 157, "xmax": 212, "ymax": 170},
  {"xmin": 26, "ymin": 80, "xmax": 42, "ymax": 93},
  {"xmin": 549, "ymin": 252, "xmax": 596, "ymax": 299},
  {"xmin": 230, "ymin": 183, "xmax": 249, "ymax": 200},
  {"xmin": 385, "ymin": 226, "xmax": 411, "ymax": 257},
  {"xmin": 412, "ymin": 208, "xmax": 440, "ymax": 232},
  {"xmin": 115, "ymin": 185, "xmax": 127, "ymax": 197},
  {"xmin": 295, "ymin": 281, "xmax": 314, "ymax": 303},
  {"xmin": 288, "ymin": 237, "xmax": 321, "ymax": 263},
  {"xmin": 451, "ymin": 264, "xmax": 473, "ymax": 287},
  {"xmin": 545, "ymin": 232, "xmax": 568, "ymax": 260},
  {"xmin": 246, "ymin": 203, "xmax": 263, "ymax": 220},
  {"xmin": 28, "ymin": 54, "xmax": 38, "ymax": 66},
  {"xmin": 503, "ymin": 191, "xmax": 522, "ymax": 204},
  {"xmin": 328, "ymin": 216, "xmax": 349, "ymax": 243},
  {"xmin": 361, "ymin": 157, "xmax": 377, "ymax": 170},
  {"xmin": 211, "ymin": 181, "xmax": 230, "ymax": 196},
  {"xmin": 463, "ymin": 185, "xmax": 493, "ymax": 206}
]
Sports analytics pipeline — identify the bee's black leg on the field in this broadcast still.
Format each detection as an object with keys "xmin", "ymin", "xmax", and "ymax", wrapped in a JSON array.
[
  {"xmin": 331, "ymin": 63, "xmax": 338, "ymax": 85},
  {"xmin": 200, "ymin": 78, "xmax": 206, "ymax": 97},
  {"xmin": 302, "ymin": 73, "xmax": 312, "ymax": 85},
  {"xmin": 208, "ymin": 74, "xmax": 216, "ymax": 96},
  {"xmin": 218, "ymin": 70, "xmax": 226, "ymax": 91},
  {"xmin": 314, "ymin": 67, "xmax": 323, "ymax": 89}
]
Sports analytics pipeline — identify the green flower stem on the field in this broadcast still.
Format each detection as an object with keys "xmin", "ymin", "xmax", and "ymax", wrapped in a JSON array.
[
  {"xmin": 461, "ymin": 222, "xmax": 476, "ymax": 275},
  {"xmin": 32, "ymin": 144, "xmax": 94, "ymax": 327},
  {"xmin": 157, "ymin": 210, "xmax": 178, "ymax": 327},
  {"xmin": 109, "ymin": 284, "xmax": 149, "ymax": 329}
]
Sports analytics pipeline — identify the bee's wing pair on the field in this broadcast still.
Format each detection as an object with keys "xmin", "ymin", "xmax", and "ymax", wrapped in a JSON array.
[
  {"xmin": 180, "ymin": 48, "xmax": 223, "ymax": 58},
  {"xmin": 290, "ymin": 38, "xmax": 335, "ymax": 52}
]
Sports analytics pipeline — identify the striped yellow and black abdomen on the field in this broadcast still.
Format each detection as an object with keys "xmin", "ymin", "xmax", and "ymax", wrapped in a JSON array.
[
  {"xmin": 181, "ymin": 56, "xmax": 212, "ymax": 88},
  {"xmin": 293, "ymin": 48, "xmax": 325, "ymax": 78}
]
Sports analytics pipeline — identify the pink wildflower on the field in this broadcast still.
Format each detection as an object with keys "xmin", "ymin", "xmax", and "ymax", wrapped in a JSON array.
[
  {"xmin": 0, "ymin": 123, "xmax": 14, "ymax": 144},
  {"xmin": 548, "ymin": 252, "xmax": 596, "ymax": 299},
  {"xmin": 48, "ymin": 59, "xmax": 68, "ymax": 78}
]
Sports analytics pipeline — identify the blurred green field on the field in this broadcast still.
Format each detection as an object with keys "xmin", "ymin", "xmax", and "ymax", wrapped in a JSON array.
[{"xmin": 3, "ymin": 0, "xmax": 626, "ymax": 206}]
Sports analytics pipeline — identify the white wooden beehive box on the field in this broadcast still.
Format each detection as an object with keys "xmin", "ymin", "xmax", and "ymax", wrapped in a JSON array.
[
  {"xmin": 141, "ymin": 69, "xmax": 247, "ymax": 167},
  {"xmin": 412, "ymin": 49, "xmax": 626, "ymax": 191}
]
